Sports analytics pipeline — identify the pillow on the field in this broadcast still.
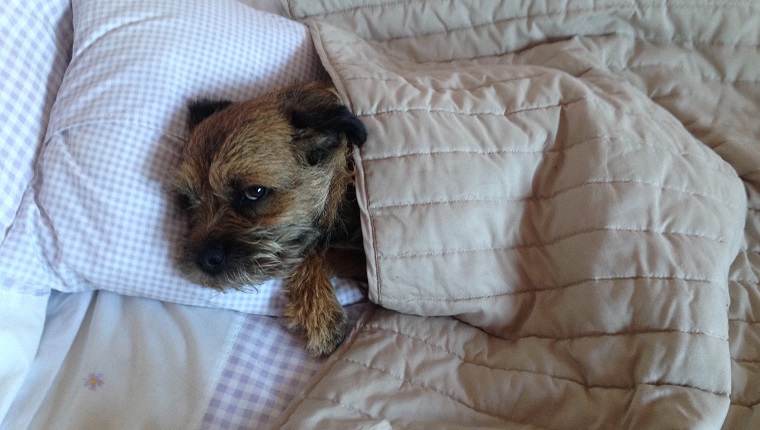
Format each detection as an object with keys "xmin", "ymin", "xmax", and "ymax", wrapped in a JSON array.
[
  {"xmin": 0, "ymin": 0, "xmax": 71, "ymax": 239},
  {"xmin": 0, "ymin": 0, "xmax": 364, "ymax": 314}
]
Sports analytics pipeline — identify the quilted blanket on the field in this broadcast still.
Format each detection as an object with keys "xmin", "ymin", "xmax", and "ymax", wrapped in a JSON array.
[{"xmin": 277, "ymin": 1, "xmax": 760, "ymax": 428}]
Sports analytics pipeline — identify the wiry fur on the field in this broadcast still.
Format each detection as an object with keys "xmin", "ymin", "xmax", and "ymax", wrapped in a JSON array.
[{"xmin": 173, "ymin": 82, "xmax": 366, "ymax": 355}]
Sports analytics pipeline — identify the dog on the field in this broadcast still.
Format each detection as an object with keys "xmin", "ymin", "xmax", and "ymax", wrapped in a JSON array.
[{"xmin": 173, "ymin": 82, "xmax": 367, "ymax": 356}]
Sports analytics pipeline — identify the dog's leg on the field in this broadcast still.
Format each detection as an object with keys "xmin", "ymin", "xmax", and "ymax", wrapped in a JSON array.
[{"xmin": 284, "ymin": 249, "xmax": 347, "ymax": 356}]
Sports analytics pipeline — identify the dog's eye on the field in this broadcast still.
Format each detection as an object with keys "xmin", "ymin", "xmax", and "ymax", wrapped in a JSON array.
[
  {"xmin": 177, "ymin": 193, "xmax": 197, "ymax": 211},
  {"xmin": 231, "ymin": 185, "xmax": 271, "ymax": 212},
  {"xmin": 244, "ymin": 186, "xmax": 269, "ymax": 202}
]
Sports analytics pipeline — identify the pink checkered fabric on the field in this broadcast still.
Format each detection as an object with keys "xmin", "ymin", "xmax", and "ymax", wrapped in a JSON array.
[
  {"xmin": 0, "ymin": 0, "xmax": 72, "ymax": 239},
  {"xmin": 203, "ymin": 315, "xmax": 322, "ymax": 429},
  {"xmin": 202, "ymin": 302, "xmax": 373, "ymax": 429}
]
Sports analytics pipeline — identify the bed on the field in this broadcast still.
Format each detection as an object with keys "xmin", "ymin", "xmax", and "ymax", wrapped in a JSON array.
[{"xmin": 1, "ymin": 0, "xmax": 758, "ymax": 428}]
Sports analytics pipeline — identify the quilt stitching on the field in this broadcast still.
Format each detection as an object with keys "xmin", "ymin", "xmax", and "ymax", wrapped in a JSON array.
[
  {"xmin": 306, "ymin": 2, "xmax": 757, "ymax": 426},
  {"xmin": 316, "ymin": 1, "xmax": 760, "ymax": 50},
  {"xmin": 378, "ymin": 276, "xmax": 719, "ymax": 301},
  {"xmin": 312, "ymin": 0, "xmax": 760, "ymax": 19},
  {"xmin": 326, "ymin": 40, "xmax": 760, "ymax": 91},
  {"xmin": 368, "ymin": 179, "xmax": 742, "ymax": 211},
  {"xmin": 362, "ymin": 323, "xmax": 729, "ymax": 346},
  {"xmin": 336, "ymin": 54, "xmax": 760, "ymax": 86},
  {"xmin": 352, "ymin": 101, "xmax": 686, "ymax": 132},
  {"xmin": 300, "ymin": 397, "xmax": 375, "ymax": 419},
  {"xmin": 361, "ymin": 136, "xmax": 734, "ymax": 176},
  {"xmin": 341, "ymin": 72, "xmax": 551, "ymax": 91},
  {"xmin": 376, "ymin": 227, "xmax": 732, "ymax": 259},
  {"xmin": 619, "ymin": 63, "xmax": 760, "ymax": 85}
]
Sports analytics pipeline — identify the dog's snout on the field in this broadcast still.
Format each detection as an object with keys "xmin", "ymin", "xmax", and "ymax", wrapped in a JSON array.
[{"xmin": 197, "ymin": 243, "xmax": 227, "ymax": 275}]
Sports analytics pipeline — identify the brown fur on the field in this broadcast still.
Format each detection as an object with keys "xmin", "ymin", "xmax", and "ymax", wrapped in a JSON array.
[{"xmin": 173, "ymin": 82, "xmax": 366, "ymax": 356}]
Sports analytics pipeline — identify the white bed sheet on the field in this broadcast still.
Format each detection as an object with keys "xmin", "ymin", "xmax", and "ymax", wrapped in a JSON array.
[{"xmin": 1, "ymin": 290, "xmax": 372, "ymax": 429}]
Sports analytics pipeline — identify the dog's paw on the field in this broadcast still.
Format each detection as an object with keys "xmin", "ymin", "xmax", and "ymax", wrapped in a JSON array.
[
  {"xmin": 305, "ymin": 305, "xmax": 347, "ymax": 357},
  {"xmin": 283, "ymin": 249, "xmax": 351, "ymax": 356},
  {"xmin": 285, "ymin": 297, "xmax": 347, "ymax": 357}
]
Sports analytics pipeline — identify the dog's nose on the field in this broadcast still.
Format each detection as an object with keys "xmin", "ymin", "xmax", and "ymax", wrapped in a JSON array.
[{"xmin": 197, "ymin": 243, "xmax": 226, "ymax": 275}]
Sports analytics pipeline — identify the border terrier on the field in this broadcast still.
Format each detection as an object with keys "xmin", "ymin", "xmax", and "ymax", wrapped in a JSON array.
[{"xmin": 173, "ymin": 82, "xmax": 367, "ymax": 356}]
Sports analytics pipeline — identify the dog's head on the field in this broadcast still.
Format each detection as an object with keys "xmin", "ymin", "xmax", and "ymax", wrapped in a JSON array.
[{"xmin": 173, "ymin": 83, "xmax": 367, "ymax": 290}]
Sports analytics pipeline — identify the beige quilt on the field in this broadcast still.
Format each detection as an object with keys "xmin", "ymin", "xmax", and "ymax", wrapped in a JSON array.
[{"xmin": 277, "ymin": 1, "xmax": 760, "ymax": 428}]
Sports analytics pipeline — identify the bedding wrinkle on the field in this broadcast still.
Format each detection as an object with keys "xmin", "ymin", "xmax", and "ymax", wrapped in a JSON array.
[
  {"xmin": 360, "ymin": 323, "xmax": 729, "ymax": 361},
  {"xmin": 280, "ymin": 309, "xmax": 732, "ymax": 428},
  {"xmin": 337, "ymin": 356, "xmax": 556, "ymax": 424},
  {"xmin": 74, "ymin": 15, "xmax": 167, "ymax": 60},
  {"xmin": 344, "ymin": 352, "xmax": 731, "ymax": 397}
]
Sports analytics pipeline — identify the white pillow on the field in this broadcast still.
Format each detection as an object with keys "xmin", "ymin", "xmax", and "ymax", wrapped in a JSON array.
[{"xmin": 0, "ymin": 0, "xmax": 364, "ymax": 314}]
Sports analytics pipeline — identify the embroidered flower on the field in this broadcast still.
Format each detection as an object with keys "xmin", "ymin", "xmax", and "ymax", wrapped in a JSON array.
[{"xmin": 84, "ymin": 373, "xmax": 105, "ymax": 390}]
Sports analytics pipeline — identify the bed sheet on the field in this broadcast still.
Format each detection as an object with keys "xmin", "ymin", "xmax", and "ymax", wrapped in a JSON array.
[{"xmin": 1, "ymin": 290, "xmax": 373, "ymax": 429}]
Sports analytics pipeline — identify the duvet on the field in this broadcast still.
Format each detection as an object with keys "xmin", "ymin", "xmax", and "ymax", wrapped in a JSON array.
[{"xmin": 275, "ymin": 1, "xmax": 760, "ymax": 428}]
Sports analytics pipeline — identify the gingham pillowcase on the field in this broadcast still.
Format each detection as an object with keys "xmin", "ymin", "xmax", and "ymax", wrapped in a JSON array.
[
  {"xmin": 3, "ymin": 0, "xmax": 365, "ymax": 313},
  {"xmin": 0, "ymin": 0, "xmax": 72, "ymax": 239}
]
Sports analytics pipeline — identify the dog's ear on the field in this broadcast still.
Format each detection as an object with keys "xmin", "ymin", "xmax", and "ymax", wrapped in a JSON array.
[
  {"xmin": 187, "ymin": 99, "xmax": 233, "ymax": 131},
  {"xmin": 291, "ymin": 106, "xmax": 367, "ymax": 165}
]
